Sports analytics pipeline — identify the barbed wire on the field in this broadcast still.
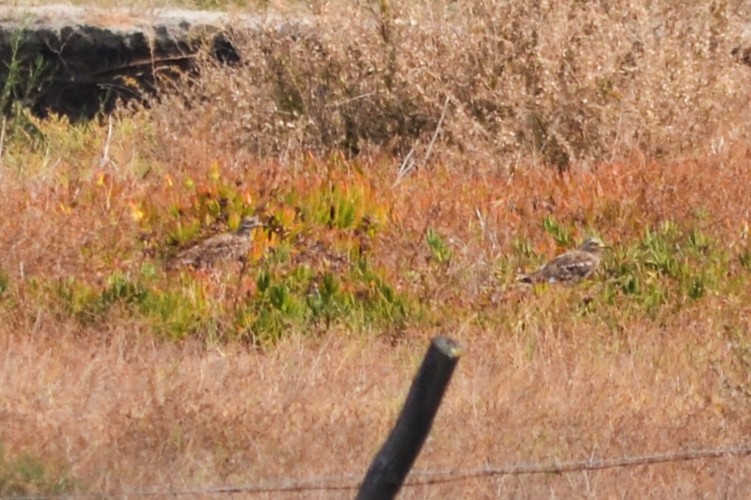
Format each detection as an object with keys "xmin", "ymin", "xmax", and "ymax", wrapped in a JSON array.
[
  {"xmin": 6, "ymin": 442, "xmax": 751, "ymax": 499},
  {"xmin": 5, "ymin": 475, "xmax": 362, "ymax": 500},
  {"xmin": 406, "ymin": 443, "xmax": 751, "ymax": 486}
]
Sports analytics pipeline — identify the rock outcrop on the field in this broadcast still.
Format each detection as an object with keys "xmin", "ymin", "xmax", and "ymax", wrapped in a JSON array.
[{"xmin": 0, "ymin": 5, "xmax": 244, "ymax": 120}]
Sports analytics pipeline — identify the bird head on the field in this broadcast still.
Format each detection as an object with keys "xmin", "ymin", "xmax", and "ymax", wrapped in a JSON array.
[
  {"xmin": 236, "ymin": 216, "xmax": 265, "ymax": 236},
  {"xmin": 579, "ymin": 237, "xmax": 607, "ymax": 254}
]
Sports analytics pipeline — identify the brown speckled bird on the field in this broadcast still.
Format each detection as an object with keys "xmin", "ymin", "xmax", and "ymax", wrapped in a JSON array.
[
  {"xmin": 518, "ymin": 237, "xmax": 606, "ymax": 284},
  {"xmin": 168, "ymin": 216, "xmax": 264, "ymax": 270}
]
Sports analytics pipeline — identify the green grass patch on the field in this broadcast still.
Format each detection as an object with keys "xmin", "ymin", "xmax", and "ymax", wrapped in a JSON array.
[
  {"xmin": 0, "ymin": 443, "xmax": 76, "ymax": 497},
  {"xmin": 594, "ymin": 221, "xmax": 735, "ymax": 316},
  {"xmin": 233, "ymin": 258, "xmax": 411, "ymax": 345}
]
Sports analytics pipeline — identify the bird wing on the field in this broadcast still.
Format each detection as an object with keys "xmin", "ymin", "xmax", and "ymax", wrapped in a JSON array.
[
  {"xmin": 171, "ymin": 233, "xmax": 242, "ymax": 269},
  {"xmin": 538, "ymin": 250, "xmax": 598, "ymax": 283}
]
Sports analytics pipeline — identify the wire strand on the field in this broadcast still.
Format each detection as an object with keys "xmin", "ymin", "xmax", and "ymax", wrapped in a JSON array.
[{"xmin": 6, "ymin": 443, "xmax": 750, "ymax": 499}]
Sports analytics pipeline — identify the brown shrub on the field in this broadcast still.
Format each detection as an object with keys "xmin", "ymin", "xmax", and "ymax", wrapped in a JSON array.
[{"xmin": 146, "ymin": 0, "xmax": 751, "ymax": 171}]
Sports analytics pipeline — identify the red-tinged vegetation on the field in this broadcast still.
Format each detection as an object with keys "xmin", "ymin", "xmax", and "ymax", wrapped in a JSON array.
[{"xmin": 3, "ymin": 148, "xmax": 751, "ymax": 495}]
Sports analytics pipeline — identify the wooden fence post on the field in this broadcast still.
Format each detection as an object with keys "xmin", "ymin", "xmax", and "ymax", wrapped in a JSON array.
[{"xmin": 357, "ymin": 336, "xmax": 463, "ymax": 500}]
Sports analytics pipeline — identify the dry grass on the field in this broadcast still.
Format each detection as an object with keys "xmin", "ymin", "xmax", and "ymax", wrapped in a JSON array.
[
  {"xmin": 3, "ymin": 315, "xmax": 751, "ymax": 497},
  {"xmin": 3, "ymin": 0, "xmax": 751, "ymax": 497}
]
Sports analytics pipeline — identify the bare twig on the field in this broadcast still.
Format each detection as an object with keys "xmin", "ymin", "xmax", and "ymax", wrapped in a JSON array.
[
  {"xmin": 98, "ymin": 115, "xmax": 114, "ymax": 169},
  {"xmin": 422, "ymin": 95, "xmax": 450, "ymax": 168},
  {"xmin": 0, "ymin": 115, "xmax": 6, "ymax": 161},
  {"xmin": 393, "ymin": 96, "xmax": 450, "ymax": 188},
  {"xmin": 393, "ymin": 145, "xmax": 416, "ymax": 187},
  {"xmin": 328, "ymin": 91, "xmax": 379, "ymax": 108}
]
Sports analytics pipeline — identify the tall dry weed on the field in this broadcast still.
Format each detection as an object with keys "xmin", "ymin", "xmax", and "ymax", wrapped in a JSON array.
[{"xmin": 145, "ymin": 0, "xmax": 751, "ymax": 172}]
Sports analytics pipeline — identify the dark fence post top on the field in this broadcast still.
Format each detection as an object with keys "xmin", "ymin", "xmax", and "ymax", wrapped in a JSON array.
[{"xmin": 357, "ymin": 335, "xmax": 463, "ymax": 500}]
